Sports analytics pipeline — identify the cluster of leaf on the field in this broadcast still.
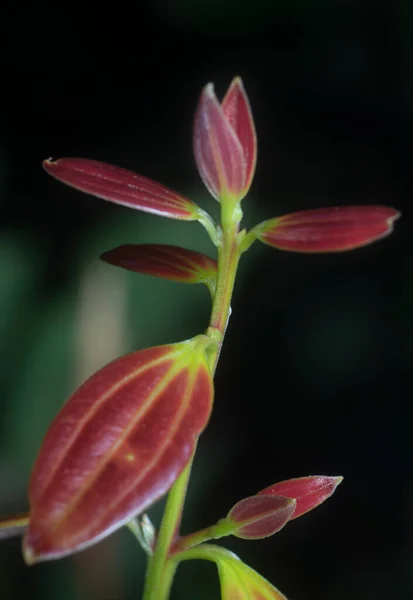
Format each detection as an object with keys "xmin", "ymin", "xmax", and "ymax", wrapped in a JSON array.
[{"xmin": 0, "ymin": 77, "xmax": 399, "ymax": 599}]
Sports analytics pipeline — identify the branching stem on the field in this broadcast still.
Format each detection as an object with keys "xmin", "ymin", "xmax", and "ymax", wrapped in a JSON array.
[{"xmin": 142, "ymin": 200, "xmax": 243, "ymax": 600}]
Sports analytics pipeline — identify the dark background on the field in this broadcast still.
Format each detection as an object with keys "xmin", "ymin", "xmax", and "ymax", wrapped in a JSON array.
[{"xmin": 0, "ymin": 1, "xmax": 412, "ymax": 598}]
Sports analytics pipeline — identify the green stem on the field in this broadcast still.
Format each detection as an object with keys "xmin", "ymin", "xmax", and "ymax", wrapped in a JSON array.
[
  {"xmin": 142, "ymin": 457, "xmax": 194, "ymax": 600},
  {"xmin": 171, "ymin": 518, "xmax": 234, "ymax": 555},
  {"xmin": 142, "ymin": 200, "xmax": 243, "ymax": 600}
]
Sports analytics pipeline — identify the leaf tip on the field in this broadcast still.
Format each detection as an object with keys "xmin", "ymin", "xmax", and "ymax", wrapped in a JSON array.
[
  {"xmin": 42, "ymin": 157, "xmax": 55, "ymax": 169},
  {"xmin": 227, "ymin": 75, "xmax": 244, "ymax": 91},
  {"xmin": 22, "ymin": 540, "xmax": 37, "ymax": 566},
  {"xmin": 387, "ymin": 209, "xmax": 401, "ymax": 225},
  {"xmin": 203, "ymin": 82, "xmax": 215, "ymax": 98}
]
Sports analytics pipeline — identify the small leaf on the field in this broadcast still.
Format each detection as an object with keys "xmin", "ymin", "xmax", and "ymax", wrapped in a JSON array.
[
  {"xmin": 127, "ymin": 514, "xmax": 155, "ymax": 555},
  {"xmin": 139, "ymin": 514, "xmax": 156, "ymax": 552},
  {"xmin": 0, "ymin": 512, "xmax": 29, "ymax": 539},
  {"xmin": 43, "ymin": 158, "xmax": 202, "ymax": 221},
  {"xmin": 193, "ymin": 83, "xmax": 246, "ymax": 202},
  {"xmin": 212, "ymin": 546, "xmax": 287, "ymax": 600},
  {"xmin": 259, "ymin": 475, "xmax": 343, "ymax": 520},
  {"xmin": 253, "ymin": 206, "xmax": 400, "ymax": 253},
  {"xmin": 222, "ymin": 77, "xmax": 257, "ymax": 196},
  {"xmin": 226, "ymin": 495, "xmax": 295, "ymax": 539},
  {"xmin": 101, "ymin": 244, "xmax": 217, "ymax": 294},
  {"xmin": 23, "ymin": 336, "xmax": 214, "ymax": 564}
]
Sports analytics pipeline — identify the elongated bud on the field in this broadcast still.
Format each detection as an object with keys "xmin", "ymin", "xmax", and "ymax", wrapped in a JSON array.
[
  {"xmin": 193, "ymin": 78, "xmax": 256, "ymax": 203},
  {"xmin": 221, "ymin": 77, "xmax": 257, "ymax": 197},
  {"xmin": 226, "ymin": 495, "xmax": 295, "ymax": 539},
  {"xmin": 43, "ymin": 158, "xmax": 203, "ymax": 220},
  {"xmin": 101, "ymin": 244, "xmax": 217, "ymax": 295},
  {"xmin": 23, "ymin": 336, "xmax": 214, "ymax": 564},
  {"xmin": 253, "ymin": 205, "xmax": 400, "ymax": 253},
  {"xmin": 259, "ymin": 475, "xmax": 343, "ymax": 520}
]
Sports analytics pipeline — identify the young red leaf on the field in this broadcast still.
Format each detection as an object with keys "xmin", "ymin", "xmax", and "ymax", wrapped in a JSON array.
[
  {"xmin": 259, "ymin": 475, "xmax": 343, "ymax": 520},
  {"xmin": 226, "ymin": 494, "xmax": 295, "ymax": 539},
  {"xmin": 0, "ymin": 512, "xmax": 29, "ymax": 539},
  {"xmin": 253, "ymin": 205, "xmax": 400, "ymax": 253},
  {"xmin": 23, "ymin": 336, "xmax": 214, "ymax": 564},
  {"xmin": 222, "ymin": 77, "xmax": 257, "ymax": 196},
  {"xmin": 193, "ymin": 83, "xmax": 247, "ymax": 203},
  {"xmin": 43, "ymin": 158, "xmax": 202, "ymax": 221},
  {"xmin": 101, "ymin": 244, "xmax": 217, "ymax": 294}
]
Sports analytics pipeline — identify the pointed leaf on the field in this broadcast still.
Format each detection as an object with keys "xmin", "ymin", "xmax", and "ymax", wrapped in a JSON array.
[
  {"xmin": 43, "ymin": 158, "xmax": 202, "ymax": 220},
  {"xmin": 178, "ymin": 545, "xmax": 287, "ymax": 600},
  {"xmin": 253, "ymin": 206, "xmax": 400, "ymax": 253},
  {"xmin": 23, "ymin": 336, "xmax": 214, "ymax": 564},
  {"xmin": 140, "ymin": 514, "xmax": 156, "ymax": 552},
  {"xmin": 193, "ymin": 84, "xmax": 246, "ymax": 202},
  {"xmin": 0, "ymin": 512, "xmax": 29, "ymax": 539},
  {"xmin": 222, "ymin": 77, "xmax": 257, "ymax": 195},
  {"xmin": 259, "ymin": 475, "xmax": 343, "ymax": 520},
  {"xmin": 226, "ymin": 494, "xmax": 295, "ymax": 539},
  {"xmin": 101, "ymin": 244, "xmax": 217, "ymax": 294},
  {"xmin": 214, "ymin": 547, "xmax": 287, "ymax": 600}
]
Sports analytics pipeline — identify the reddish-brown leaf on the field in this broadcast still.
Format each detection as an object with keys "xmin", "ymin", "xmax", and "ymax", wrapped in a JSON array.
[
  {"xmin": 222, "ymin": 77, "xmax": 257, "ymax": 196},
  {"xmin": 259, "ymin": 475, "xmax": 343, "ymax": 520},
  {"xmin": 254, "ymin": 205, "xmax": 400, "ymax": 253},
  {"xmin": 193, "ymin": 83, "xmax": 246, "ymax": 202},
  {"xmin": 23, "ymin": 337, "xmax": 214, "ymax": 563},
  {"xmin": 227, "ymin": 495, "xmax": 295, "ymax": 539},
  {"xmin": 43, "ymin": 158, "xmax": 201, "ymax": 220},
  {"xmin": 101, "ymin": 244, "xmax": 217, "ymax": 293}
]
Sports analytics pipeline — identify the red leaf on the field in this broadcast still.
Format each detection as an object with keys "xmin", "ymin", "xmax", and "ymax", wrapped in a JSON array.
[
  {"xmin": 101, "ymin": 244, "xmax": 217, "ymax": 292},
  {"xmin": 23, "ymin": 337, "xmax": 214, "ymax": 563},
  {"xmin": 227, "ymin": 495, "xmax": 295, "ymax": 539},
  {"xmin": 193, "ymin": 83, "xmax": 246, "ymax": 202},
  {"xmin": 259, "ymin": 475, "xmax": 343, "ymax": 520},
  {"xmin": 254, "ymin": 206, "xmax": 400, "ymax": 253},
  {"xmin": 222, "ymin": 77, "xmax": 257, "ymax": 196},
  {"xmin": 43, "ymin": 158, "xmax": 201, "ymax": 220}
]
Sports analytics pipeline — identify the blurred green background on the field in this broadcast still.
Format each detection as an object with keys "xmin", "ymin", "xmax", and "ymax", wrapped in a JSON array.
[{"xmin": 1, "ymin": 1, "xmax": 412, "ymax": 598}]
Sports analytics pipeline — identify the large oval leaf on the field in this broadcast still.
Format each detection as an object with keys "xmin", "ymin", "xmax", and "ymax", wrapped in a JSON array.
[{"xmin": 23, "ymin": 337, "xmax": 214, "ymax": 563}]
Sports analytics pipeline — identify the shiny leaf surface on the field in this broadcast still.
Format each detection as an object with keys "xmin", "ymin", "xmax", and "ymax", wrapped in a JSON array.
[
  {"xmin": 226, "ymin": 495, "xmax": 295, "ymax": 539},
  {"xmin": 259, "ymin": 475, "xmax": 343, "ymax": 520},
  {"xmin": 101, "ymin": 244, "xmax": 217, "ymax": 294},
  {"xmin": 193, "ymin": 83, "xmax": 246, "ymax": 202},
  {"xmin": 222, "ymin": 77, "xmax": 257, "ymax": 196},
  {"xmin": 43, "ymin": 158, "xmax": 202, "ymax": 220},
  {"xmin": 253, "ymin": 205, "xmax": 400, "ymax": 252},
  {"xmin": 23, "ymin": 337, "xmax": 214, "ymax": 563}
]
